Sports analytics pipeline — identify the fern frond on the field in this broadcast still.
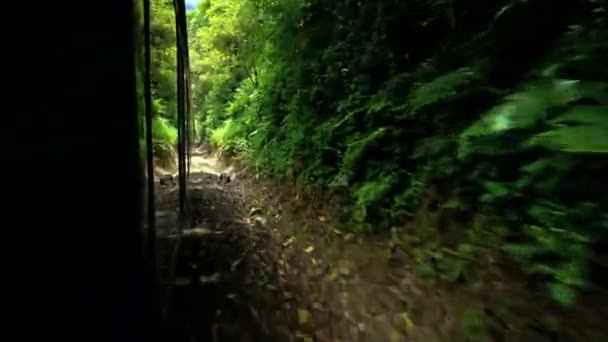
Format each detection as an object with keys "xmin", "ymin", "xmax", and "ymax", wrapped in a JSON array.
[
  {"xmin": 527, "ymin": 106, "xmax": 608, "ymax": 153},
  {"xmin": 548, "ymin": 105, "xmax": 608, "ymax": 126},
  {"xmin": 461, "ymin": 79, "xmax": 608, "ymax": 142},
  {"xmin": 331, "ymin": 127, "xmax": 389, "ymax": 186},
  {"xmin": 409, "ymin": 67, "xmax": 478, "ymax": 112},
  {"xmin": 529, "ymin": 126, "xmax": 608, "ymax": 153}
]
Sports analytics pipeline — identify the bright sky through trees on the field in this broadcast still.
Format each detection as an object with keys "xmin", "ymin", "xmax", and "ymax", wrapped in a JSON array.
[{"xmin": 185, "ymin": 0, "xmax": 199, "ymax": 10}]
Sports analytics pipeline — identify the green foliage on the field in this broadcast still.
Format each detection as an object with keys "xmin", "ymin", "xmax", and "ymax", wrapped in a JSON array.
[
  {"xmin": 151, "ymin": 0, "xmax": 178, "ymax": 123},
  {"xmin": 549, "ymin": 282, "xmax": 577, "ymax": 307},
  {"xmin": 338, "ymin": 127, "xmax": 388, "ymax": 185},
  {"xmin": 460, "ymin": 81, "xmax": 608, "ymax": 158},
  {"xmin": 147, "ymin": 0, "xmax": 179, "ymax": 161},
  {"xmin": 454, "ymin": 21, "xmax": 608, "ymax": 304},
  {"xmin": 392, "ymin": 176, "xmax": 426, "ymax": 218},
  {"xmin": 152, "ymin": 116, "xmax": 178, "ymax": 149},
  {"xmin": 528, "ymin": 106, "xmax": 608, "ymax": 152},
  {"xmin": 188, "ymin": 0, "xmax": 608, "ymax": 306},
  {"xmin": 415, "ymin": 262, "xmax": 437, "ymax": 280},
  {"xmin": 409, "ymin": 67, "xmax": 479, "ymax": 113},
  {"xmin": 352, "ymin": 174, "xmax": 395, "ymax": 229},
  {"xmin": 210, "ymin": 119, "xmax": 250, "ymax": 154},
  {"xmin": 502, "ymin": 201, "xmax": 600, "ymax": 305},
  {"xmin": 460, "ymin": 308, "xmax": 490, "ymax": 342}
]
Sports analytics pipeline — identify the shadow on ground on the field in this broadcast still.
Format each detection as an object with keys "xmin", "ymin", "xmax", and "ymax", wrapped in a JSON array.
[{"xmin": 156, "ymin": 163, "xmax": 291, "ymax": 342}]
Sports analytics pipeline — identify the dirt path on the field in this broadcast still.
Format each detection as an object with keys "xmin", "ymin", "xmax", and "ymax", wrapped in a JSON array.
[
  {"xmin": 154, "ymin": 148, "xmax": 604, "ymax": 342},
  {"xmin": 152, "ymin": 148, "xmax": 452, "ymax": 342}
]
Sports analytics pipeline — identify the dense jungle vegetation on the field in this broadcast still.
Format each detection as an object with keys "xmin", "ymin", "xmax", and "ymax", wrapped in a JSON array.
[
  {"xmin": 148, "ymin": 0, "xmax": 180, "ymax": 166},
  {"xmin": 153, "ymin": 0, "xmax": 608, "ymax": 309}
]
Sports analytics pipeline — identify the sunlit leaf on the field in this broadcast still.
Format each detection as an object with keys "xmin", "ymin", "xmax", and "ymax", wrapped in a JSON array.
[
  {"xmin": 297, "ymin": 308, "xmax": 310, "ymax": 325},
  {"xmin": 399, "ymin": 312, "xmax": 415, "ymax": 331},
  {"xmin": 249, "ymin": 206, "xmax": 263, "ymax": 216},
  {"xmin": 409, "ymin": 67, "xmax": 478, "ymax": 111},
  {"xmin": 549, "ymin": 282, "xmax": 577, "ymax": 307},
  {"xmin": 529, "ymin": 125, "xmax": 608, "ymax": 153}
]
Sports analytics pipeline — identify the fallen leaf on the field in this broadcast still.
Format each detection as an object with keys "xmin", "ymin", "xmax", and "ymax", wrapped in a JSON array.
[
  {"xmin": 282, "ymin": 237, "xmax": 295, "ymax": 247},
  {"xmin": 249, "ymin": 207, "xmax": 263, "ymax": 216},
  {"xmin": 304, "ymin": 246, "xmax": 315, "ymax": 253},
  {"xmin": 399, "ymin": 312, "xmax": 415, "ymax": 331},
  {"xmin": 199, "ymin": 273, "xmax": 221, "ymax": 284},
  {"xmin": 231, "ymin": 257, "xmax": 244, "ymax": 271},
  {"xmin": 297, "ymin": 308, "xmax": 311, "ymax": 325}
]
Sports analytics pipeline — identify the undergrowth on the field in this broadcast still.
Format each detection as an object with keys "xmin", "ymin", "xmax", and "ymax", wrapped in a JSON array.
[
  {"xmin": 188, "ymin": 0, "xmax": 608, "ymax": 308},
  {"xmin": 149, "ymin": 0, "xmax": 179, "ymax": 162}
]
